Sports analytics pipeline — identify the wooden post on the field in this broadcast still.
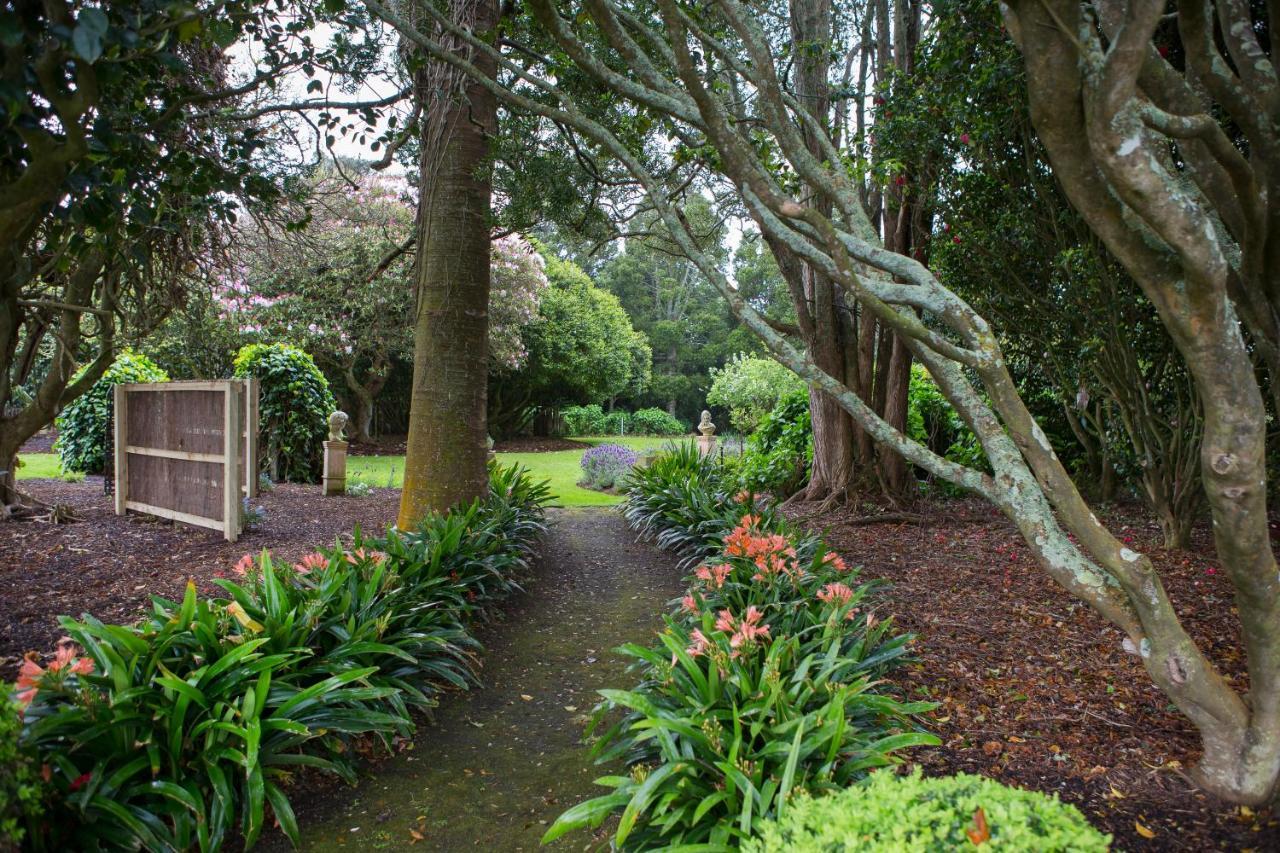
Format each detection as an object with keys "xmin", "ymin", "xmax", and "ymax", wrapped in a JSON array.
[
  {"xmin": 223, "ymin": 381, "xmax": 242, "ymax": 542},
  {"xmin": 113, "ymin": 384, "xmax": 128, "ymax": 515},
  {"xmin": 244, "ymin": 377, "xmax": 259, "ymax": 498}
]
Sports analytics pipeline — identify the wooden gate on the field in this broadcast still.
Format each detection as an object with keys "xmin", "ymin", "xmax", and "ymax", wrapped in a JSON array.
[{"xmin": 113, "ymin": 379, "xmax": 259, "ymax": 542}]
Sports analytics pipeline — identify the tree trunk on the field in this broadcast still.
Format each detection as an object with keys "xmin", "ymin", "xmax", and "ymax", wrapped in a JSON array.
[{"xmin": 397, "ymin": 0, "xmax": 498, "ymax": 530}]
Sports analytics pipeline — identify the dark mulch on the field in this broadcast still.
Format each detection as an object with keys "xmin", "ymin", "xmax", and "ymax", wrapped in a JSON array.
[
  {"xmin": 348, "ymin": 434, "xmax": 407, "ymax": 456},
  {"xmin": 493, "ymin": 436, "xmax": 589, "ymax": 453},
  {"xmin": 0, "ymin": 478, "xmax": 398, "ymax": 678},
  {"xmin": 346, "ymin": 434, "xmax": 590, "ymax": 456},
  {"xmin": 788, "ymin": 497, "xmax": 1278, "ymax": 852},
  {"xmin": 18, "ymin": 429, "xmax": 56, "ymax": 454}
]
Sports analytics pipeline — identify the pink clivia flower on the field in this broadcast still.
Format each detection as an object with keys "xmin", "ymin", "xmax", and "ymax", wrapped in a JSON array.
[
  {"xmin": 15, "ymin": 655, "xmax": 43, "ymax": 711},
  {"xmin": 695, "ymin": 564, "xmax": 732, "ymax": 588},
  {"xmin": 817, "ymin": 582, "xmax": 855, "ymax": 607},
  {"xmin": 70, "ymin": 657, "xmax": 94, "ymax": 676},
  {"xmin": 48, "ymin": 644, "xmax": 76, "ymax": 673},
  {"xmin": 686, "ymin": 629, "xmax": 712, "ymax": 659},
  {"xmin": 681, "ymin": 594, "xmax": 699, "ymax": 615},
  {"xmin": 294, "ymin": 552, "xmax": 328, "ymax": 574},
  {"xmin": 345, "ymin": 548, "xmax": 387, "ymax": 565},
  {"xmin": 233, "ymin": 554, "xmax": 254, "ymax": 577},
  {"xmin": 715, "ymin": 609, "xmax": 736, "ymax": 634},
  {"xmin": 729, "ymin": 606, "xmax": 771, "ymax": 650},
  {"xmin": 821, "ymin": 551, "xmax": 849, "ymax": 573}
]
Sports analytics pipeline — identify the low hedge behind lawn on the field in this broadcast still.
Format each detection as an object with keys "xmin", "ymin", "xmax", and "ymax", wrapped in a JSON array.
[
  {"xmin": 544, "ymin": 445, "xmax": 940, "ymax": 850},
  {"xmin": 8, "ymin": 463, "xmax": 550, "ymax": 851}
]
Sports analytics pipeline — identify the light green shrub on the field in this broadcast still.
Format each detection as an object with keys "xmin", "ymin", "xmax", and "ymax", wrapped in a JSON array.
[
  {"xmin": 747, "ymin": 768, "xmax": 1111, "ymax": 852},
  {"xmin": 0, "ymin": 693, "xmax": 45, "ymax": 851},
  {"xmin": 630, "ymin": 406, "xmax": 686, "ymax": 435},
  {"xmin": 562, "ymin": 404, "xmax": 607, "ymax": 435},
  {"xmin": 54, "ymin": 350, "xmax": 169, "ymax": 473},
  {"xmin": 736, "ymin": 387, "xmax": 813, "ymax": 496},
  {"xmin": 707, "ymin": 352, "xmax": 804, "ymax": 434}
]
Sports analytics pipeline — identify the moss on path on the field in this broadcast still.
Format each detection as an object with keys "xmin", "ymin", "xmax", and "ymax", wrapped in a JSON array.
[{"xmin": 270, "ymin": 508, "xmax": 685, "ymax": 851}]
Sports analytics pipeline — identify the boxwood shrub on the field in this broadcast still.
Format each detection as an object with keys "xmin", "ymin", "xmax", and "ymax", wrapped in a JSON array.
[
  {"xmin": 11, "ymin": 462, "xmax": 549, "ymax": 851},
  {"xmin": 54, "ymin": 350, "xmax": 169, "ymax": 474},
  {"xmin": 746, "ymin": 768, "xmax": 1111, "ymax": 852},
  {"xmin": 233, "ymin": 343, "xmax": 336, "ymax": 483}
]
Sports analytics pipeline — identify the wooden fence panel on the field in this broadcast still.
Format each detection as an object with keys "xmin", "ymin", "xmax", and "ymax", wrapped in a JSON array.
[{"xmin": 114, "ymin": 380, "xmax": 254, "ymax": 541}]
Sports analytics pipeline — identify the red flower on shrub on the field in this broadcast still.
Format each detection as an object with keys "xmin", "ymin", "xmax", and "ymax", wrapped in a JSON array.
[{"xmin": 68, "ymin": 773, "xmax": 92, "ymax": 792}]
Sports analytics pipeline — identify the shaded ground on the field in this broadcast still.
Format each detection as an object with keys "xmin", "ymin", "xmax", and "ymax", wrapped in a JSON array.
[
  {"xmin": 348, "ymin": 435, "xmax": 591, "ymax": 456},
  {"xmin": 0, "ymin": 478, "xmax": 399, "ymax": 677},
  {"xmin": 789, "ymin": 497, "xmax": 1279, "ymax": 852},
  {"xmin": 260, "ymin": 508, "xmax": 684, "ymax": 852}
]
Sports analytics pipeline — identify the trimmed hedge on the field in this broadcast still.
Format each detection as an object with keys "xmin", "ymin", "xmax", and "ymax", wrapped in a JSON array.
[
  {"xmin": 747, "ymin": 768, "xmax": 1111, "ymax": 852},
  {"xmin": 233, "ymin": 343, "xmax": 335, "ymax": 483},
  {"xmin": 54, "ymin": 350, "xmax": 168, "ymax": 474},
  {"xmin": 10, "ymin": 463, "xmax": 549, "ymax": 850}
]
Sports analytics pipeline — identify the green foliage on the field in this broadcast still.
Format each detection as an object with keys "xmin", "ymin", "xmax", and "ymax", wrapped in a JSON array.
[
  {"xmin": 735, "ymin": 389, "xmax": 813, "ymax": 497},
  {"xmin": 629, "ymin": 407, "xmax": 687, "ymax": 436},
  {"xmin": 54, "ymin": 350, "xmax": 168, "ymax": 474},
  {"xmin": 602, "ymin": 410, "xmax": 631, "ymax": 435},
  {"xmin": 547, "ymin": 448, "xmax": 936, "ymax": 848},
  {"xmin": 562, "ymin": 404, "xmax": 607, "ymax": 435},
  {"xmin": 0, "ymin": 693, "xmax": 45, "ymax": 850},
  {"xmin": 747, "ymin": 768, "xmax": 1111, "ymax": 852},
  {"xmin": 907, "ymin": 366, "xmax": 985, "ymax": 474},
  {"xmin": 233, "ymin": 343, "xmax": 337, "ymax": 483},
  {"xmin": 707, "ymin": 353, "xmax": 804, "ymax": 434},
  {"xmin": 596, "ymin": 198, "xmax": 752, "ymax": 421},
  {"xmin": 16, "ymin": 463, "xmax": 549, "ymax": 851},
  {"xmin": 489, "ymin": 251, "xmax": 650, "ymax": 438}
]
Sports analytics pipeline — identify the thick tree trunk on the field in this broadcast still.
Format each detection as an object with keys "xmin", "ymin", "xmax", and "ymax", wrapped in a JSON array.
[{"xmin": 397, "ymin": 0, "xmax": 498, "ymax": 529}]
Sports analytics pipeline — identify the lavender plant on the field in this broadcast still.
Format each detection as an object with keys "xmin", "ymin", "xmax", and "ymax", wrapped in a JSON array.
[{"xmin": 579, "ymin": 443, "xmax": 639, "ymax": 490}]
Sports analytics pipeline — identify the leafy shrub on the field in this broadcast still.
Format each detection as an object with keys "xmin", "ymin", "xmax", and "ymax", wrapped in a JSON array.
[
  {"xmin": 579, "ymin": 443, "xmax": 639, "ymax": 490},
  {"xmin": 54, "ymin": 350, "xmax": 169, "ymax": 474},
  {"xmin": 347, "ymin": 481, "xmax": 374, "ymax": 497},
  {"xmin": 14, "ymin": 463, "xmax": 549, "ymax": 850},
  {"xmin": 746, "ymin": 768, "xmax": 1111, "ymax": 852},
  {"xmin": 59, "ymin": 469, "xmax": 85, "ymax": 484},
  {"xmin": 707, "ymin": 353, "xmax": 805, "ymax": 433},
  {"xmin": 233, "ymin": 343, "xmax": 336, "ymax": 483},
  {"xmin": 908, "ymin": 365, "xmax": 985, "ymax": 476},
  {"xmin": 547, "ymin": 450, "xmax": 936, "ymax": 848},
  {"xmin": 562, "ymin": 404, "xmax": 608, "ymax": 436},
  {"xmin": 0, "ymin": 693, "xmax": 45, "ymax": 851},
  {"xmin": 630, "ymin": 406, "xmax": 687, "ymax": 436},
  {"xmin": 736, "ymin": 388, "xmax": 813, "ymax": 496},
  {"xmin": 602, "ymin": 410, "xmax": 630, "ymax": 435}
]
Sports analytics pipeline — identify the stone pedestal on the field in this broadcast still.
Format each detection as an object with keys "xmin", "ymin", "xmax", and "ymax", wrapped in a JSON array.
[{"xmin": 323, "ymin": 440, "xmax": 348, "ymax": 495}]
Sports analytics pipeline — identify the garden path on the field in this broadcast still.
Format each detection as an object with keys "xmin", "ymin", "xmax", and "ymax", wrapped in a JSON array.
[{"xmin": 266, "ymin": 507, "xmax": 685, "ymax": 851}]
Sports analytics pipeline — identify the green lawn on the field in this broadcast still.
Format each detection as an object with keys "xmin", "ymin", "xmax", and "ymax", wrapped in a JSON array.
[
  {"xmin": 349, "ymin": 435, "xmax": 687, "ymax": 507},
  {"xmin": 16, "ymin": 436, "xmax": 688, "ymax": 508},
  {"xmin": 13, "ymin": 452, "xmax": 61, "ymax": 479}
]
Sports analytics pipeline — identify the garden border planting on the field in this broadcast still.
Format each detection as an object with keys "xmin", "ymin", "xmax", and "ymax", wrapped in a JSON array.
[{"xmin": 6, "ymin": 463, "xmax": 549, "ymax": 851}]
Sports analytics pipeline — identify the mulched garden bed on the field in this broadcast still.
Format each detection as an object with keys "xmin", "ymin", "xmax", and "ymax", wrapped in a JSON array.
[
  {"xmin": 789, "ymin": 497, "xmax": 1279, "ymax": 852},
  {"xmin": 347, "ymin": 434, "xmax": 590, "ymax": 455},
  {"xmin": 0, "ymin": 478, "xmax": 398, "ymax": 678}
]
